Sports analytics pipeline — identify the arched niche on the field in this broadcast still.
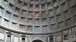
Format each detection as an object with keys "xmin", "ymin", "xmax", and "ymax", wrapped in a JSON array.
[{"xmin": 32, "ymin": 40, "xmax": 43, "ymax": 42}]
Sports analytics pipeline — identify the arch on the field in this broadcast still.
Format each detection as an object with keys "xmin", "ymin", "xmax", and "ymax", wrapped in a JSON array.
[{"xmin": 32, "ymin": 40, "xmax": 43, "ymax": 42}]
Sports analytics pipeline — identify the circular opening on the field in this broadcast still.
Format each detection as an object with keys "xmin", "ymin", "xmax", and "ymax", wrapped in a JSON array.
[{"xmin": 32, "ymin": 40, "xmax": 43, "ymax": 42}]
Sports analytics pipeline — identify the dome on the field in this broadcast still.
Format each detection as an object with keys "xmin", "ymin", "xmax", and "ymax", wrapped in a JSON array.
[
  {"xmin": 0, "ymin": 0, "xmax": 76, "ymax": 34},
  {"xmin": 0, "ymin": 0, "xmax": 76, "ymax": 42}
]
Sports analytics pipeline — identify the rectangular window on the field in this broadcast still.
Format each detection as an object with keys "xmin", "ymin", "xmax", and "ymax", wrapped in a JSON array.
[
  {"xmin": 64, "ymin": 34, "xmax": 68, "ymax": 40},
  {"xmin": 7, "ymin": 35, "xmax": 11, "ymax": 42},
  {"xmin": 22, "ymin": 38, "xmax": 25, "ymax": 42},
  {"xmin": 50, "ymin": 37, "xmax": 53, "ymax": 42}
]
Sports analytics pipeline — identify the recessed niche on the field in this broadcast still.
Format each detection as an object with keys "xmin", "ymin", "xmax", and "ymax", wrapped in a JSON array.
[
  {"xmin": 15, "ymin": 7, "xmax": 20, "ymax": 11},
  {"xmin": 29, "ymin": 11, "xmax": 33, "ymax": 13},
  {"xmin": 48, "ymin": 9, "xmax": 52, "ymax": 12},
  {"xmin": 42, "ymin": 18, "xmax": 47, "ymax": 23},
  {"xmin": 9, "ymin": 3, "xmax": 14, "ymax": 7},
  {"xmin": 73, "ymin": 15, "xmax": 76, "ymax": 22},
  {"xmin": 22, "ymin": 9, "xmax": 27, "ymax": 12},
  {"xmin": 65, "ymin": 18, "xmax": 71, "ymax": 26},
  {"xmin": 54, "ymin": 5, "xmax": 59, "ymax": 9},
  {"xmin": 57, "ymin": 21, "xmax": 64, "ymax": 29},
  {"xmin": 49, "ymin": 16, "xmax": 56, "ymax": 24},
  {"xmin": 30, "ymin": 0, "xmax": 34, "ymax": 2},
  {"xmin": 28, "ymin": 18, "xmax": 32, "ymax": 20},
  {"xmin": 41, "ymin": 11, "xmax": 46, "ymax": 15},
  {"xmin": 42, "ymin": 18, "xmax": 47, "ymax": 20},
  {"xmin": 6, "ymin": 10, "xmax": 11, "ymax": 14},
  {"xmin": 41, "ymin": 0, "xmax": 43, "ymax": 1},
  {"xmin": 21, "ymin": 17, "xmax": 25, "ymax": 19},
  {"xmin": 22, "ymin": 9, "xmax": 26, "ymax": 14},
  {"xmin": 42, "ymin": 25, "xmax": 48, "ymax": 29},
  {"xmin": 63, "ymin": 9, "xmax": 68, "ymax": 18},
  {"xmin": 56, "ymin": 14, "xmax": 61, "ymax": 21},
  {"xmin": 34, "ymin": 26, "xmax": 41, "ymax": 33},
  {"xmin": 27, "ymin": 25, "xmax": 32, "ymax": 27},
  {"xmin": 0, "ymin": 6, "xmax": 4, "ymax": 9},
  {"xmin": 35, "ymin": 0, "xmax": 39, "ymax": 2},
  {"xmin": 12, "ymin": 22, "xmax": 17, "ymax": 24},
  {"xmin": 27, "ymin": 25, "xmax": 33, "ymax": 31},
  {"xmin": 47, "ymin": 2, "xmax": 51, "ymax": 7},
  {"xmin": 42, "ymin": 25, "xmax": 48, "ymax": 31},
  {"xmin": 41, "ymin": 4, "xmax": 45, "ymax": 8},
  {"xmin": 13, "ymin": 14, "xmax": 18, "ymax": 17},
  {"xmin": 20, "ymin": 24, "xmax": 25, "ymax": 26},
  {"xmin": 18, "ymin": 0, "xmax": 22, "ymax": 3},
  {"xmin": 23, "ymin": 2, "xmax": 28, "ymax": 6},
  {"xmin": 71, "ymin": 5, "xmax": 76, "ymax": 15},
  {"xmin": 29, "ymin": 4, "xmax": 33, "ymax": 8},
  {"xmin": 19, "ymin": 24, "xmax": 26, "ymax": 29},
  {"xmin": 35, "ymin": 4, "xmax": 39, "ymax": 8},
  {"xmin": 12, "ymin": 14, "xmax": 19, "ymax": 22},
  {"xmin": 52, "ymin": 0, "xmax": 56, "ymax": 3},
  {"xmin": 64, "ymin": 34, "xmax": 68, "ymax": 40},
  {"xmin": 48, "ymin": 9, "xmax": 53, "ymax": 17},
  {"xmin": 42, "ymin": 25, "xmax": 48, "ymax": 27},
  {"xmin": 4, "ymin": 18, "xmax": 9, "ymax": 22},
  {"xmin": 61, "ymin": 1, "xmax": 65, "ymax": 5},
  {"xmin": 27, "ymin": 18, "xmax": 33, "ymax": 23},
  {"xmin": 51, "ymin": 24, "xmax": 56, "ymax": 29},
  {"xmin": 34, "ymin": 18, "xmax": 40, "ymax": 24},
  {"xmin": 3, "ymin": 0, "xmax": 8, "ymax": 2},
  {"xmin": 35, "ymin": 11, "xmax": 39, "ymax": 14},
  {"xmin": 35, "ymin": 18, "xmax": 40, "ymax": 20}
]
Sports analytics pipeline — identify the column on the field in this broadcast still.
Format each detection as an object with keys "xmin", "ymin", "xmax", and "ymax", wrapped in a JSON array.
[
  {"xmin": 48, "ymin": 37, "xmax": 50, "ymax": 42},
  {"xmin": 19, "ymin": 36, "xmax": 22, "ymax": 42},
  {"xmin": 14, "ymin": 37, "xmax": 18, "ymax": 42},
  {"xmin": 25, "ymin": 37, "xmax": 27, "ymax": 42},
  {"xmin": 11, "ymin": 35, "xmax": 14, "ymax": 42},
  {"xmin": 53, "ymin": 36, "xmax": 56, "ymax": 42},
  {"xmin": 4, "ymin": 33, "xmax": 7, "ymax": 42},
  {"xmin": 58, "ymin": 35, "xmax": 63, "ymax": 42}
]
